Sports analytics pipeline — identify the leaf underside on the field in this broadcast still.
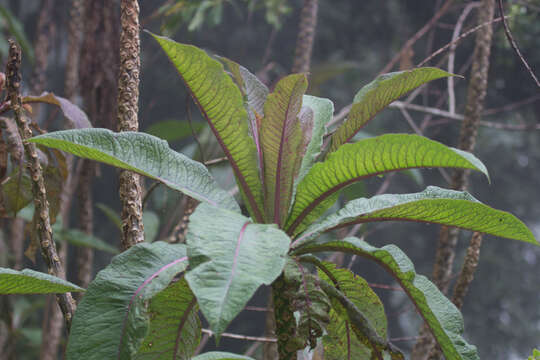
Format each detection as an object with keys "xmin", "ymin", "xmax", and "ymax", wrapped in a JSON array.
[
  {"xmin": 295, "ymin": 237, "xmax": 480, "ymax": 360},
  {"xmin": 150, "ymin": 33, "xmax": 264, "ymax": 222},
  {"xmin": 218, "ymin": 56, "xmax": 269, "ymax": 168},
  {"xmin": 191, "ymin": 352, "xmax": 255, "ymax": 360},
  {"xmin": 186, "ymin": 203, "xmax": 290, "ymax": 337},
  {"xmin": 66, "ymin": 242, "xmax": 188, "ymax": 360},
  {"xmin": 23, "ymin": 92, "xmax": 92, "ymax": 129},
  {"xmin": 296, "ymin": 95, "xmax": 334, "ymax": 186},
  {"xmin": 29, "ymin": 129, "xmax": 239, "ymax": 212},
  {"xmin": 286, "ymin": 133, "xmax": 489, "ymax": 236},
  {"xmin": 329, "ymin": 67, "xmax": 453, "ymax": 152},
  {"xmin": 0, "ymin": 268, "xmax": 84, "ymax": 294},
  {"xmin": 294, "ymin": 186, "xmax": 537, "ymax": 248}
]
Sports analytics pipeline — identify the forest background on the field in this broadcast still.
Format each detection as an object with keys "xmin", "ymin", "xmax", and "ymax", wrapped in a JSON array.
[{"xmin": 0, "ymin": 0, "xmax": 539, "ymax": 359}]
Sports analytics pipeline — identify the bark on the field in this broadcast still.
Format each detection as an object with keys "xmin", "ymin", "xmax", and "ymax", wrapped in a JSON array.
[
  {"xmin": 291, "ymin": 0, "xmax": 318, "ymax": 74},
  {"xmin": 272, "ymin": 275, "xmax": 300, "ymax": 360},
  {"xmin": 76, "ymin": 160, "xmax": 94, "ymax": 291},
  {"xmin": 6, "ymin": 40, "xmax": 76, "ymax": 330},
  {"xmin": 411, "ymin": 0, "xmax": 495, "ymax": 358},
  {"xmin": 77, "ymin": 0, "xmax": 119, "ymax": 291},
  {"xmin": 117, "ymin": 0, "xmax": 144, "ymax": 250},
  {"xmin": 40, "ymin": 1, "xmax": 86, "ymax": 356},
  {"xmin": 167, "ymin": 196, "xmax": 198, "ymax": 243},
  {"xmin": 30, "ymin": 0, "xmax": 55, "ymax": 95}
]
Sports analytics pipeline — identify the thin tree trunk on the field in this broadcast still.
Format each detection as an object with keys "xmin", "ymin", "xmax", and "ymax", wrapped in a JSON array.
[
  {"xmin": 411, "ymin": 0, "xmax": 495, "ymax": 358},
  {"xmin": 117, "ymin": 0, "xmax": 144, "ymax": 250},
  {"xmin": 291, "ymin": 0, "xmax": 318, "ymax": 74},
  {"xmin": 6, "ymin": 40, "xmax": 76, "ymax": 331},
  {"xmin": 77, "ymin": 0, "xmax": 119, "ymax": 292}
]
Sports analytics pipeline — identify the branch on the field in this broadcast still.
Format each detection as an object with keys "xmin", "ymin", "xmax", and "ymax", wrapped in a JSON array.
[
  {"xmin": 380, "ymin": 0, "xmax": 455, "ymax": 74},
  {"xmin": 497, "ymin": 0, "xmax": 540, "ymax": 88},
  {"xmin": 201, "ymin": 329, "xmax": 276, "ymax": 342},
  {"xmin": 5, "ymin": 39, "xmax": 76, "ymax": 330},
  {"xmin": 390, "ymin": 100, "xmax": 540, "ymax": 130}
]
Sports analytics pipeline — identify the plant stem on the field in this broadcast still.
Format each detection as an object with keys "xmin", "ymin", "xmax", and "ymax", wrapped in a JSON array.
[
  {"xmin": 272, "ymin": 275, "xmax": 299, "ymax": 360},
  {"xmin": 117, "ymin": 0, "xmax": 144, "ymax": 249},
  {"xmin": 5, "ymin": 39, "xmax": 76, "ymax": 330}
]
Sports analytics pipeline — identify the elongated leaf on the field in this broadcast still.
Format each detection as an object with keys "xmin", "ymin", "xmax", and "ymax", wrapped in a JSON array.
[
  {"xmin": 315, "ymin": 261, "xmax": 393, "ymax": 359},
  {"xmin": 23, "ymin": 92, "xmax": 91, "ymax": 129},
  {"xmin": 136, "ymin": 277, "xmax": 201, "ymax": 360},
  {"xmin": 218, "ymin": 57, "xmax": 268, "ymax": 165},
  {"xmin": 294, "ymin": 186, "xmax": 537, "ymax": 248},
  {"xmin": 296, "ymin": 95, "xmax": 334, "ymax": 185},
  {"xmin": 294, "ymin": 237, "xmax": 480, "ymax": 360},
  {"xmin": 97, "ymin": 203, "xmax": 122, "ymax": 229},
  {"xmin": 29, "ymin": 129, "xmax": 239, "ymax": 212},
  {"xmin": 66, "ymin": 242, "xmax": 188, "ymax": 360},
  {"xmin": 329, "ymin": 67, "xmax": 453, "ymax": 152},
  {"xmin": 285, "ymin": 134, "xmax": 489, "ymax": 236},
  {"xmin": 186, "ymin": 203, "xmax": 290, "ymax": 337},
  {"xmin": 260, "ymin": 74, "xmax": 308, "ymax": 225},
  {"xmin": 55, "ymin": 227, "xmax": 119, "ymax": 254},
  {"xmin": 150, "ymin": 33, "xmax": 264, "ymax": 222},
  {"xmin": 192, "ymin": 352, "xmax": 254, "ymax": 360},
  {"xmin": 145, "ymin": 120, "xmax": 205, "ymax": 142},
  {"xmin": 318, "ymin": 279, "xmax": 403, "ymax": 359},
  {"xmin": 0, "ymin": 5, "xmax": 34, "ymax": 63},
  {"xmin": 0, "ymin": 268, "xmax": 84, "ymax": 294}
]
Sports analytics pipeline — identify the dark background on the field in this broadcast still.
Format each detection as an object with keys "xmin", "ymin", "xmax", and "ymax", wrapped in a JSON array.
[{"xmin": 1, "ymin": 0, "xmax": 539, "ymax": 358}]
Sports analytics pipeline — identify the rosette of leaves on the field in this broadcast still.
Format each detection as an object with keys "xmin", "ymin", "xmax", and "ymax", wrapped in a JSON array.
[{"xmin": 29, "ymin": 33, "xmax": 538, "ymax": 360}]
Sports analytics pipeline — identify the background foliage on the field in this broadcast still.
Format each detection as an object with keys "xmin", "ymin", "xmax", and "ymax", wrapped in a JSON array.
[{"xmin": 0, "ymin": 0, "xmax": 539, "ymax": 358}]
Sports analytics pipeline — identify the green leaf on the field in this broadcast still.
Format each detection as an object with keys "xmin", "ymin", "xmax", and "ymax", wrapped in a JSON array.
[
  {"xmin": 314, "ymin": 261, "xmax": 393, "ymax": 359},
  {"xmin": 23, "ymin": 92, "xmax": 91, "ymax": 129},
  {"xmin": 145, "ymin": 120, "xmax": 205, "ymax": 142},
  {"xmin": 142, "ymin": 210, "xmax": 160, "ymax": 242},
  {"xmin": 294, "ymin": 186, "xmax": 537, "ymax": 249},
  {"xmin": 260, "ymin": 74, "xmax": 308, "ymax": 225},
  {"xmin": 29, "ymin": 129, "xmax": 239, "ymax": 212},
  {"xmin": 285, "ymin": 134, "xmax": 489, "ymax": 236},
  {"xmin": 149, "ymin": 33, "xmax": 264, "ymax": 222},
  {"xmin": 186, "ymin": 203, "xmax": 290, "ymax": 337},
  {"xmin": 55, "ymin": 227, "xmax": 119, "ymax": 254},
  {"xmin": 282, "ymin": 259, "xmax": 331, "ymax": 349},
  {"xmin": 136, "ymin": 277, "xmax": 201, "ymax": 360},
  {"xmin": 191, "ymin": 352, "xmax": 255, "ymax": 360},
  {"xmin": 218, "ymin": 57, "xmax": 268, "ymax": 156},
  {"xmin": 66, "ymin": 242, "xmax": 188, "ymax": 360},
  {"xmin": 0, "ymin": 5, "xmax": 34, "ymax": 63},
  {"xmin": 329, "ymin": 67, "xmax": 453, "ymax": 152},
  {"xmin": 0, "ymin": 268, "xmax": 84, "ymax": 294},
  {"xmin": 296, "ymin": 95, "xmax": 334, "ymax": 185},
  {"xmin": 97, "ymin": 203, "xmax": 122, "ymax": 229},
  {"xmin": 294, "ymin": 237, "xmax": 480, "ymax": 360}
]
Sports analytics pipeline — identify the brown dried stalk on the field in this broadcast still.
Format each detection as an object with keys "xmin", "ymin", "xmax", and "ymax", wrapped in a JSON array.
[
  {"xmin": 5, "ymin": 40, "xmax": 76, "ymax": 330},
  {"xmin": 117, "ymin": 0, "xmax": 144, "ymax": 250}
]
